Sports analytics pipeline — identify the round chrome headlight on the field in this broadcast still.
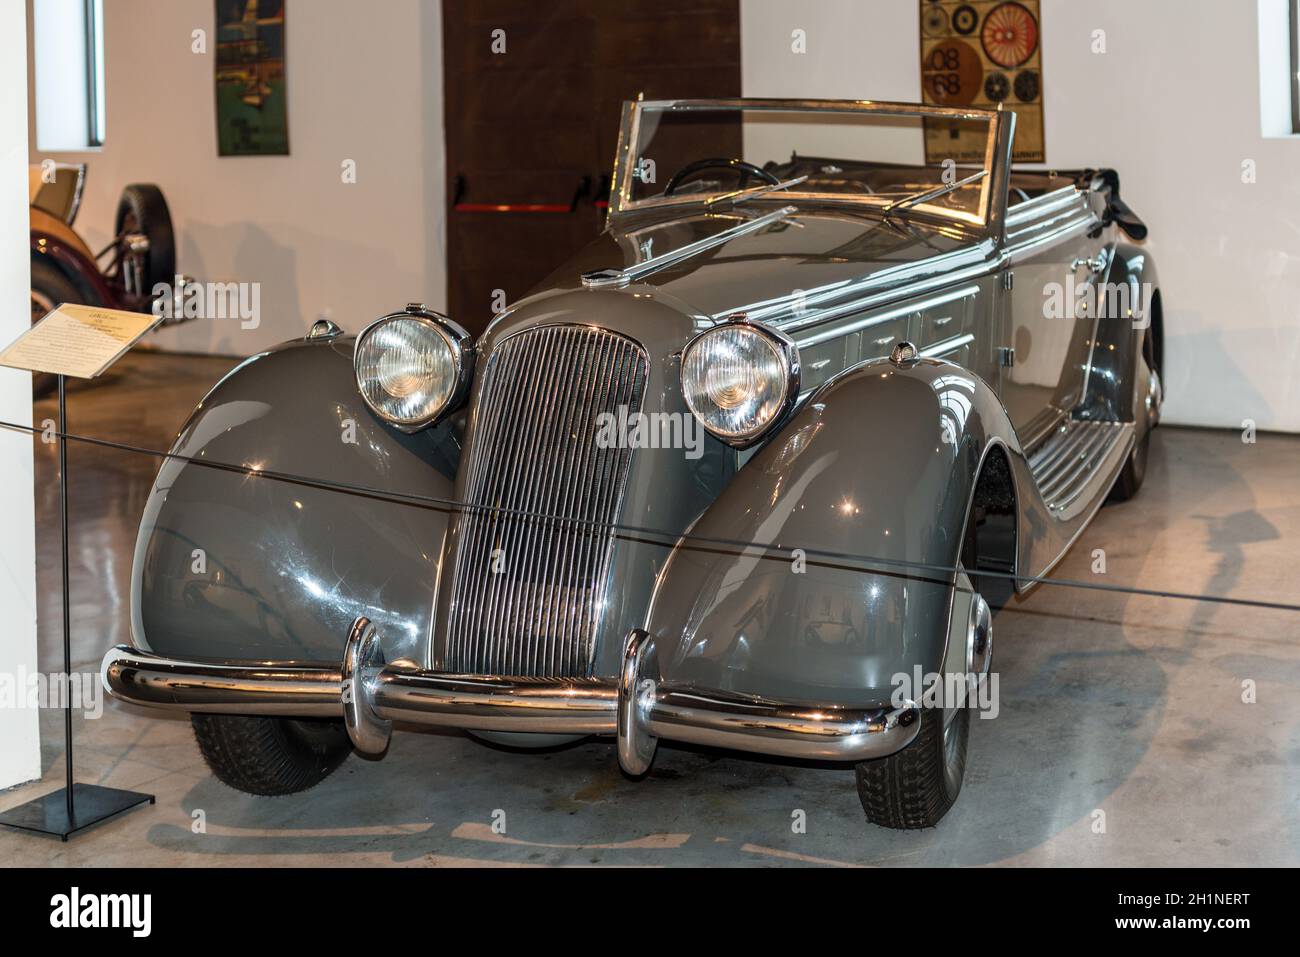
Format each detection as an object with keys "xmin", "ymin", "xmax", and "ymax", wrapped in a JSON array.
[
  {"xmin": 681, "ymin": 319, "xmax": 799, "ymax": 446},
  {"xmin": 354, "ymin": 305, "xmax": 472, "ymax": 431}
]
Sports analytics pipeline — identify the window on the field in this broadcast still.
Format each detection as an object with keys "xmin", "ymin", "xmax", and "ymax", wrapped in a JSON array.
[
  {"xmin": 32, "ymin": 0, "xmax": 106, "ymax": 150},
  {"xmin": 86, "ymin": 0, "xmax": 105, "ymax": 146},
  {"xmin": 1291, "ymin": 0, "xmax": 1300, "ymax": 134}
]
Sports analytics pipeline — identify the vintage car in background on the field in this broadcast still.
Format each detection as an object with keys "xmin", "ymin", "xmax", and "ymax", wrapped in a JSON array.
[
  {"xmin": 29, "ymin": 163, "xmax": 177, "ymax": 391},
  {"xmin": 103, "ymin": 99, "xmax": 1162, "ymax": 830}
]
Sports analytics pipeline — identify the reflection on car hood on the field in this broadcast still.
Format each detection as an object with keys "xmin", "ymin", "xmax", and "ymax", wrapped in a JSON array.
[{"xmin": 531, "ymin": 206, "xmax": 994, "ymax": 329}]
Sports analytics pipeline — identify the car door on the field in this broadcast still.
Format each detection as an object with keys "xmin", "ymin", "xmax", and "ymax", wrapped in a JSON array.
[{"xmin": 998, "ymin": 190, "xmax": 1108, "ymax": 446}]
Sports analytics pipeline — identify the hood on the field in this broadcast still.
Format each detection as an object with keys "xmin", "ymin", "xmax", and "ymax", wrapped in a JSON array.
[{"xmin": 525, "ymin": 204, "xmax": 991, "ymax": 331}]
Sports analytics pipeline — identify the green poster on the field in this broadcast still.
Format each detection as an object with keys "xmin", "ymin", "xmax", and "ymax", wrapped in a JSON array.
[{"xmin": 215, "ymin": 0, "xmax": 289, "ymax": 156}]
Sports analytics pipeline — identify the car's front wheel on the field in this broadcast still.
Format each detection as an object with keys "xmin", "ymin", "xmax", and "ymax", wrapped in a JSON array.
[
  {"xmin": 856, "ymin": 537, "xmax": 987, "ymax": 829},
  {"xmin": 855, "ymin": 704, "xmax": 969, "ymax": 829},
  {"xmin": 191, "ymin": 714, "xmax": 353, "ymax": 796}
]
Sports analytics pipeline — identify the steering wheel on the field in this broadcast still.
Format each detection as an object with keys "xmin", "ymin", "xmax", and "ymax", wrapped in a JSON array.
[{"xmin": 663, "ymin": 158, "xmax": 780, "ymax": 196}]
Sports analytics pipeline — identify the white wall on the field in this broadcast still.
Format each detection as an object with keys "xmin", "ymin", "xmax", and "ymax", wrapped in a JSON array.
[
  {"xmin": 28, "ymin": 0, "xmax": 447, "ymax": 355},
  {"xmin": 1, "ymin": 0, "xmax": 41, "ymax": 790},
  {"xmin": 25, "ymin": 0, "xmax": 1298, "ymax": 430},
  {"xmin": 742, "ymin": 0, "xmax": 1300, "ymax": 433}
]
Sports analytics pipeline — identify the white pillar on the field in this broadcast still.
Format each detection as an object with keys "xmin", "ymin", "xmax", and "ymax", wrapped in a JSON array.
[{"xmin": 0, "ymin": 0, "xmax": 40, "ymax": 790}]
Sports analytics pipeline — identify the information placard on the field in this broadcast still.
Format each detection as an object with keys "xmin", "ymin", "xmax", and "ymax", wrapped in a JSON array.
[{"xmin": 0, "ymin": 303, "xmax": 162, "ymax": 379}]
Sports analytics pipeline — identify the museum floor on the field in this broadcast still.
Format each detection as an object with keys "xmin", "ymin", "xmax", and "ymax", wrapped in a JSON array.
[{"xmin": 1, "ymin": 351, "xmax": 1296, "ymax": 866}]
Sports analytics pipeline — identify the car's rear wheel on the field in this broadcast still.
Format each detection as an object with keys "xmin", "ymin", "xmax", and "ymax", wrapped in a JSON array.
[
  {"xmin": 191, "ymin": 714, "xmax": 352, "ymax": 796},
  {"xmin": 1109, "ymin": 325, "xmax": 1161, "ymax": 502},
  {"xmin": 114, "ymin": 183, "xmax": 175, "ymax": 291}
]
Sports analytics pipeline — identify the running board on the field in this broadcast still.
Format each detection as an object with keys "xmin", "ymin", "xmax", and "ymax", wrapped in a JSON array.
[{"xmin": 1027, "ymin": 420, "xmax": 1133, "ymax": 521}]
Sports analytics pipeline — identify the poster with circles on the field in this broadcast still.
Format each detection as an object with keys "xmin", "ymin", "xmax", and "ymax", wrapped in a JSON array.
[{"xmin": 919, "ymin": 0, "xmax": 1044, "ymax": 163}]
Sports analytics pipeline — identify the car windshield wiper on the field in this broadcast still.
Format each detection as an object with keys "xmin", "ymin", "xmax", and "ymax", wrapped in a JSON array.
[
  {"xmin": 704, "ymin": 174, "xmax": 808, "ymax": 208},
  {"xmin": 881, "ymin": 169, "xmax": 987, "ymax": 216}
]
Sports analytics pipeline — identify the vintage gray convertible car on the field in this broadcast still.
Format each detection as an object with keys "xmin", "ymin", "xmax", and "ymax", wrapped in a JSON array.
[{"xmin": 102, "ymin": 99, "xmax": 1162, "ymax": 829}]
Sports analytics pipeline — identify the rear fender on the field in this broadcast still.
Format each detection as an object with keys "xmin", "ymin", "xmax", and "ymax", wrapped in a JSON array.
[
  {"xmin": 1080, "ymin": 245, "xmax": 1160, "ymax": 423},
  {"xmin": 642, "ymin": 357, "xmax": 1033, "ymax": 708},
  {"xmin": 132, "ymin": 337, "xmax": 459, "ymax": 664}
]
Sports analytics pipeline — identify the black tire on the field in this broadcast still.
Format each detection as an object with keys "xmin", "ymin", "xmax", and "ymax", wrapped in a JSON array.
[
  {"xmin": 191, "ymin": 714, "xmax": 352, "ymax": 796},
  {"xmin": 856, "ymin": 707, "xmax": 970, "ymax": 829},
  {"xmin": 1109, "ymin": 326, "xmax": 1158, "ymax": 502},
  {"xmin": 855, "ymin": 506, "xmax": 983, "ymax": 829},
  {"xmin": 30, "ymin": 257, "xmax": 93, "ymax": 397},
  {"xmin": 1108, "ymin": 423, "xmax": 1149, "ymax": 502},
  {"xmin": 114, "ymin": 183, "xmax": 175, "ymax": 290}
]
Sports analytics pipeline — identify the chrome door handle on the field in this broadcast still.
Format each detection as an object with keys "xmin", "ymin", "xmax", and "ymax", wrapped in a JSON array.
[{"xmin": 1071, "ymin": 254, "xmax": 1106, "ymax": 275}]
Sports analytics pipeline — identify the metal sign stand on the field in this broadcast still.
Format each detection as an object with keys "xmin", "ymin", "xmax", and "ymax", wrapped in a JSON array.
[{"xmin": 0, "ymin": 375, "xmax": 154, "ymax": 840}]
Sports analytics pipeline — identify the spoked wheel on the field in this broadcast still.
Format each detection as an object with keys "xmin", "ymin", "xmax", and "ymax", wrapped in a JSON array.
[{"xmin": 114, "ymin": 183, "xmax": 175, "ymax": 292}]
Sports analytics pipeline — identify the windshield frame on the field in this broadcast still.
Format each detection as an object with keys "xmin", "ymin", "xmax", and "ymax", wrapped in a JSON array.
[{"xmin": 609, "ymin": 98, "xmax": 1003, "ymax": 228}]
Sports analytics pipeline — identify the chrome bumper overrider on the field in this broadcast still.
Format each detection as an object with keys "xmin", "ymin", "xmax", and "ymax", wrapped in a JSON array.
[{"xmin": 101, "ymin": 619, "xmax": 920, "ymax": 772}]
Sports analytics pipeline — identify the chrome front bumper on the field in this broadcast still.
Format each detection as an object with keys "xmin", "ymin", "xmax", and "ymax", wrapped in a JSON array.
[{"xmin": 101, "ymin": 619, "xmax": 920, "ymax": 772}]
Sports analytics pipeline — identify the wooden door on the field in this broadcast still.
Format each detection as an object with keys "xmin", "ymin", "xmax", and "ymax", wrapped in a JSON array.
[{"xmin": 442, "ymin": 0, "xmax": 741, "ymax": 333}]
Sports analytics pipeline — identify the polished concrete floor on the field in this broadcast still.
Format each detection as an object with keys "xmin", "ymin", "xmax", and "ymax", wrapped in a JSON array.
[{"xmin": 1, "ymin": 351, "xmax": 1297, "ymax": 866}]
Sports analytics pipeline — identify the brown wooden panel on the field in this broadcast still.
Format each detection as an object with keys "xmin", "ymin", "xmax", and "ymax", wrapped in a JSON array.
[{"xmin": 443, "ymin": 0, "xmax": 740, "ymax": 334}]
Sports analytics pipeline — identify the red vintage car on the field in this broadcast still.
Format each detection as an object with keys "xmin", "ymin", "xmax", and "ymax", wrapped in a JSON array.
[{"xmin": 28, "ymin": 163, "xmax": 177, "ymax": 391}]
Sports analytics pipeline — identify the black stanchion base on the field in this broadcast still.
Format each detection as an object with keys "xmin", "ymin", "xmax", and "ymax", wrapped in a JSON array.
[{"xmin": 0, "ymin": 783, "xmax": 154, "ymax": 842}]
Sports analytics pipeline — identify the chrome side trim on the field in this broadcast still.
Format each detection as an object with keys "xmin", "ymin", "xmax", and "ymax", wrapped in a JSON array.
[
  {"xmin": 919, "ymin": 332, "xmax": 975, "ymax": 358},
  {"xmin": 1004, "ymin": 214, "xmax": 1096, "ymax": 264},
  {"xmin": 1004, "ymin": 185, "xmax": 1083, "ymax": 226},
  {"xmin": 706, "ymin": 197, "xmax": 1094, "ymax": 341},
  {"xmin": 750, "ymin": 239, "xmax": 996, "ymax": 330},
  {"xmin": 793, "ymin": 283, "xmax": 980, "ymax": 349}
]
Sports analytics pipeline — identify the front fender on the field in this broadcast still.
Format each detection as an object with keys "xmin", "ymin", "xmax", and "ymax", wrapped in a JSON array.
[
  {"xmin": 642, "ymin": 358, "xmax": 1025, "ymax": 708},
  {"xmin": 132, "ymin": 337, "xmax": 458, "ymax": 664},
  {"xmin": 31, "ymin": 228, "xmax": 115, "ymax": 305}
]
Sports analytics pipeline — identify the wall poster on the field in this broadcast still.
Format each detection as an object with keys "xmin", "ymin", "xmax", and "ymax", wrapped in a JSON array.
[
  {"xmin": 919, "ymin": 0, "xmax": 1044, "ymax": 164},
  {"xmin": 215, "ymin": 0, "xmax": 289, "ymax": 156}
]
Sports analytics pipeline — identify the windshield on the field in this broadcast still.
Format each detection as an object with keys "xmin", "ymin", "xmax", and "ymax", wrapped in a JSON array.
[{"xmin": 616, "ymin": 100, "xmax": 997, "ymax": 226}]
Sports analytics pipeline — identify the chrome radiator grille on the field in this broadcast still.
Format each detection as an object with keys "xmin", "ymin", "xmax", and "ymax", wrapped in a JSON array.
[{"xmin": 443, "ymin": 325, "xmax": 649, "ymax": 677}]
